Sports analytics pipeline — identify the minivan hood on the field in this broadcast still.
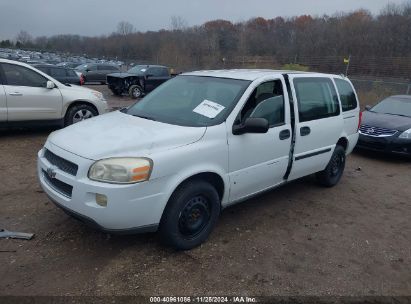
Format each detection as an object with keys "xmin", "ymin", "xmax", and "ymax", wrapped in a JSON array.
[
  {"xmin": 48, "ymin": 111, "xmax": 206, "ymax": 160},
  {"xmin": 362, "ymin": 111, "xmax": 411, "ymax": 132}
]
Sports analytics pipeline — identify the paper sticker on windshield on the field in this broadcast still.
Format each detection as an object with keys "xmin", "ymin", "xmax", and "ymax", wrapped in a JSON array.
[{"xmin": 193, "ymin": 100, "xmax": 225, "ymax": 119}]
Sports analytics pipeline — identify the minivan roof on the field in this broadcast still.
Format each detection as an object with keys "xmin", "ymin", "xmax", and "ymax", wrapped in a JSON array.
[{"xmin": 183, "ymin": 69, "xmax": 343, "ymax": 81}]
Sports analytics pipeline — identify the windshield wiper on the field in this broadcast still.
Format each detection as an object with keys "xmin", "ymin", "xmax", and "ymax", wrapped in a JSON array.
[{"xmin": 133, "ymin": 114, "xmax": 157, "ymax": 121}]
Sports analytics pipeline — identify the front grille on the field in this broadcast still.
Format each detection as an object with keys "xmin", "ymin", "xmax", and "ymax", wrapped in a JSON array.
[
  {"xmin": 44, "ymin": 149, "xmax": 78, "ymax": 176},
  {"xmin": 42, "ymin": 170, "xmax": 73, "ymax": 198},
  {"xmin": 358, "ymin": 141, "xmax": 386, "ymax": 151},
  {"xmin": 359, "ymin": 125, "xmax": 398, "ymax": 137}
]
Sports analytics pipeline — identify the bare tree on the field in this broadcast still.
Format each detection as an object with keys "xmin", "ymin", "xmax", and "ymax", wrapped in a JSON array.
[
  {"xmin": 116, "ymin": 21, "xmax": 134, "ymax": 36},
  {"xmin": 170, "ymin": 16, "xmax": 188, "ymax": 31},
  {"xmin": 16, "ymin": 30, "xmax": 33, "ymax": 45}
]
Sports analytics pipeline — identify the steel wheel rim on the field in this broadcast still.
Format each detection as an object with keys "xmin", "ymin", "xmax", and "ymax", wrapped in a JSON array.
[
  {"xmin": 132, "ymin": 88, "xmax": 141, "ymax": 98},
  {"xmin": 72, "ymin": 109, "xmax": 94, "ymax": 123},
  {"xmin": 178, "ymin": 195, "xmax": 211, "ymax": 238}
]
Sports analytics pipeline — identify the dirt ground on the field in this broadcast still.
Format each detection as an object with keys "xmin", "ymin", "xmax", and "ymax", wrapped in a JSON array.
[{"xmin": 0, "ymin": 85, "xmax": 410, "ymax": 297}]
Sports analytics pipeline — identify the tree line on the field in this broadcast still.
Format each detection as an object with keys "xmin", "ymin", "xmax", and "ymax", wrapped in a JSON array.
[{"xmin": 3, "ymin": 1, "xmax": 411, "ymax": 78}]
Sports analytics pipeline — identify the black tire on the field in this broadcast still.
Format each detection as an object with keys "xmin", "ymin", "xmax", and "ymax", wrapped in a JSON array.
[
  {"xmin": 64, "ymin": 104, "xmax": 98, "ymax": 126},
  {"xmin": 316, "ymin": 145, "xmax": 346, "ymax": 187},
  {"xmin": 129, "ymin": 85, "xmax": 143, "ymax": 99},
  {"xmin": 159, "ymin": 180, "xmax": 220, "ymax": 250}
]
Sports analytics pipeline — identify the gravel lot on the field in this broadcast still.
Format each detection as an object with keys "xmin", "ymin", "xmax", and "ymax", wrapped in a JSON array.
[{"xmin": 0, "ymin": 85, "xmax": 410, "ymax": 296}]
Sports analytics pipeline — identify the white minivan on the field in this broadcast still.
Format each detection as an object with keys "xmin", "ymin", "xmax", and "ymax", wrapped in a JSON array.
[{"xmin": 37, "ymin": 70, "xmax": 360, "ymax": 250}]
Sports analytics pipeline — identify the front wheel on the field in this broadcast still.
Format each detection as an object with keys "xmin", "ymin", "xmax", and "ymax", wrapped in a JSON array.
[
  {"xmin": 316, "ymin": 145, "xmax": 346, "ymax": 187},
  {"xmin": 159, "ymin": 180, "xmax": 220, "ymax": 250},
  {"xmin": 64, "ymin": 104, "xmax": 98, "ymax": 126},
  {"xmin": 129, "ymin": 85, "xmax": 143, "ymax": 99}
]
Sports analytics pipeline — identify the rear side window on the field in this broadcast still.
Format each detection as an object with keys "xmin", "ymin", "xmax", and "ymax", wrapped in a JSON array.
[
  {"xmin": 66, "ymin": 69, "xmax": 77, "ymax": 77},
  {"xmin": 148, "ymin": 67, "xmax": 161, "ymax": 77},
  {"xmin": 334, "ymin": 78, "xmax": 358, "ymax": 111},
  {"xmin": 158, "ymin": 68, "xmax": 169, "ymax": 76},
  {"xmin": 294, "ymin": 77, "xmax": 340, "ymax": 122},
  {"xmin": 1, "ymin": 63, "xmax": 47, "ymax": 87},
  {"xmin": 50, "ymin": 68, "xmax": 66, "ymax": 78}
]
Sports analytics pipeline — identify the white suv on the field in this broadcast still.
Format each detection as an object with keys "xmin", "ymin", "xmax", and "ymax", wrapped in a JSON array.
[
  {"xmin": 0, "ymin": 59, "xmax": 108, "ymax": 128},
  {"xmin": 37, "ymin": 70, "xmax": 360, "ymax": 250}
]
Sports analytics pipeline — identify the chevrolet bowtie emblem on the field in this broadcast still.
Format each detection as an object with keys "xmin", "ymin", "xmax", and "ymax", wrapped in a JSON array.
[{"xmin": 46, "ymin": 166, "xmax": 57, "ymax": 179}]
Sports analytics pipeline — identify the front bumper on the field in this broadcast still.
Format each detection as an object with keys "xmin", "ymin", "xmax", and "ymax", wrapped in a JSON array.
[
  {"xmin": 357, "ymin": 133, "xmax": 411, "ymax": 155},
  {"xmin": 37, "ymin": 142, "xmax": 168, "ymax": 232}
]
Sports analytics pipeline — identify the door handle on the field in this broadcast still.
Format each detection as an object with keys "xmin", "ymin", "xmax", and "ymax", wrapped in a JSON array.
[
  {"xmin": 300, "ymin": 126, "xmax": 311, "ymax": 136},
  {"xmin": 279, "ymin": 129, "xmax": 291, "ymax": 140},
  {"xmin": 9, "ymin": 92, "xmax": 23, "ymax": 96}
]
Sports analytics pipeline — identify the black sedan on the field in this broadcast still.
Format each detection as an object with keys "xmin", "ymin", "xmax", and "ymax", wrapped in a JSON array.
[
  {"xmin": 32, "ymin": 64, "xmax": 83, "ymax": 85},
  {"xmin": 357, "ymin": 95, "xmax": 411, "ymax": 156}
]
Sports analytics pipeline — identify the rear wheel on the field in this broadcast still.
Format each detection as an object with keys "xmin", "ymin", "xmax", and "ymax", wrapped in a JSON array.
[
  {"xmin": 316, "ymin": 145, "xmax": 346, "ymax": 187},
  {"xmin": 159, "ymin": 180, "xmax": 220, "ymax": 250},
  {"xmin": 64, "ymin": 104, "xmax": 98, "ymax": 126},
  {"xmin": 129, "ymin": 85, "xmax": 143, "ymax": 99}
]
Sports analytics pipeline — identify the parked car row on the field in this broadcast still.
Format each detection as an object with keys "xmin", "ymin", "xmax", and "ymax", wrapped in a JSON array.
[
  {"xmin": 0, "ymin": 47, "xmax": 124, "ymax": 68},
  {"xmin": 0, "ymin": 48, "xmax": 129, "ymax": 86}
]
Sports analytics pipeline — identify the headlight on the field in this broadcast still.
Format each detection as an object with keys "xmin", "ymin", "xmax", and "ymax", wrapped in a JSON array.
[
  {"xmin": 88, "ymin": 158, "xmax": 152, "ymax": 184},
  {"xmin": 399, "ymin": 128, "xmax": 411, "ymax": 139},
  {"xmin": 91, "ymin": 91, "xmax": 105, "ymax": 101}
]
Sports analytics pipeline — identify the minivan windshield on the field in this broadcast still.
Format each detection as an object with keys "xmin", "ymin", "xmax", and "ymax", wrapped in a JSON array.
[
  {"xmin": 371, "ymin": 97, "xmax": 411, "ymax": 117},
  {"xmin": 125, "ymin": 75, "xmax": 250, "ymax": 127}
]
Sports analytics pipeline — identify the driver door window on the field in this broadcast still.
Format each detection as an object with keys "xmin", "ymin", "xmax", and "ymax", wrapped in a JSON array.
[
  {"xmin": 236, "ymin": 80, "xmax": 285, "ymax": 127},
  {"xmin": 2, "ymin": 63, "xmax": 47, "ymax": 87}
]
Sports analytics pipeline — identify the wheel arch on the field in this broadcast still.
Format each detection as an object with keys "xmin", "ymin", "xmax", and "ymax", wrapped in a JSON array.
[
  {"xmin": 173, "ymin": 172, "xmax": 225, "ymax": 201},
  {"xmin": 336, "ymin": 136, "xmax": 349, "ymax": 151},
  {"xmin": 159, "ymin": 170, "xmax": 226, "ymax": 226},
  {"xmin": 63, "ymin": 100, "xmax": 99, "ymax": 117},
  {"xmin": 161, "ymin": 170, "xmax": 225, "ymax": 209}
]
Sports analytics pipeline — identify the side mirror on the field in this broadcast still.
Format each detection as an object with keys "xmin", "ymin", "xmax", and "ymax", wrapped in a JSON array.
[
  {"xmin": 365, "ymin": 105, "xmax": 372, "ymax": 111},
  {"xmin": 233, "ymin": 117, "xmax": 269, "ymax": 135},
  {"xmin": 46, "ymin": 81, "xmax": 55, "ymax": 89},
  {"xmin": 145, "ymin": 74, "xmax": 153, "ymax": 79},
  {"xmin": 85, "ymin": 69, "xmax": 90, "ymax": 72}
]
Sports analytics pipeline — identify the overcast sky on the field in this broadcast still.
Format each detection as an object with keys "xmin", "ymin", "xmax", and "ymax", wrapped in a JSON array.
[{"xmin": 0, "ymin": 0, "xmax": 406, "ymax": 40}]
